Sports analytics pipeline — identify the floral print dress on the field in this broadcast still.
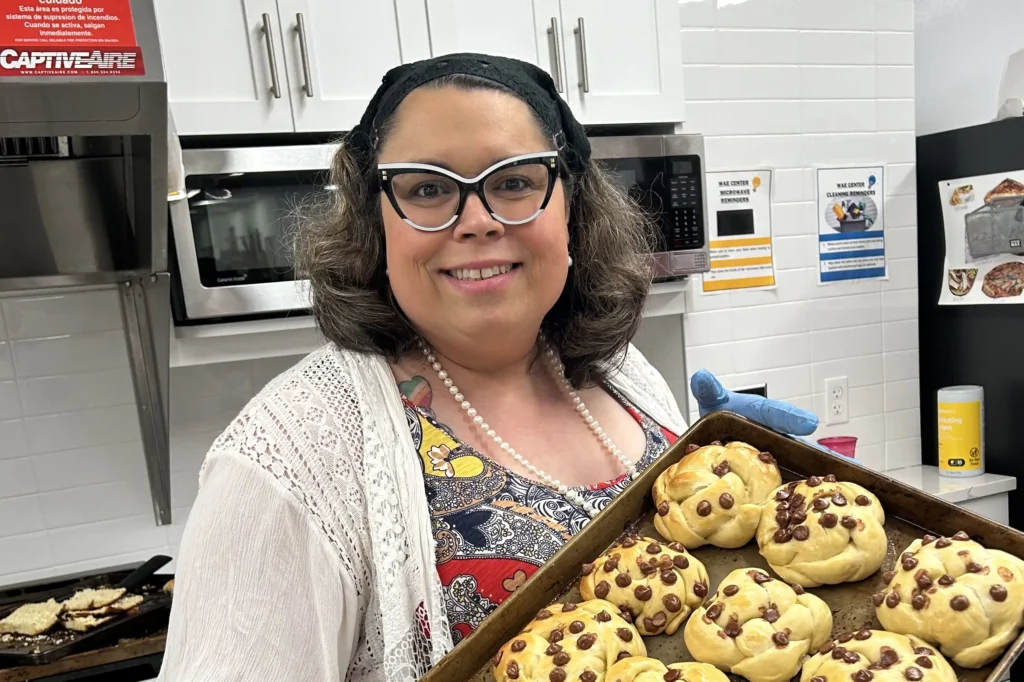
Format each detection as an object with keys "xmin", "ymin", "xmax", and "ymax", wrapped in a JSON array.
[{"xmin": 404, "ymin": 394, "xmax": 677, "ymax": 644}]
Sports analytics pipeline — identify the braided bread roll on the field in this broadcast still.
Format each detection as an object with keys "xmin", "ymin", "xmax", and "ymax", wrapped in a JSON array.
[
  {"xmin": 605, "ymin": 657, "xmax": 730, "ymax": 682},
  {"xmin": 756, "ymin": 477, "xmax": 886, "ymax": 586},
  {"xmin": 492, "ymin": 599, "xmax": 646, "ymax": 682},
  {"xmin": 652, "ymin": 441, "xmax": 782, "ymax": 549},
  {"xmin": 800, "ymin": 630, "xmax": 956, "ymax": 682},
  {"xmin": 682, "ymin": 567, "xmax": 833, "ymax": 682},
  {"xmin": 579, "ymin": 534, "xmax": 709, "ymax": 636},
  {"xmin": 873, "ymin": 531, "xmax": 1024, "ymax": 668}
]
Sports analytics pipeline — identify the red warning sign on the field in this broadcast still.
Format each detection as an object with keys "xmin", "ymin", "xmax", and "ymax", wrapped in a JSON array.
[{"xmin": 0, "ymin": 0, "xmax": 144, "ymax": 75}]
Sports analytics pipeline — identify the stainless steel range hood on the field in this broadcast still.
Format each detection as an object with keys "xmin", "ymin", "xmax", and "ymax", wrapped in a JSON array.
[{"xmin": 0, "ymin": 0, "xmax": 171, "ymax": 525}]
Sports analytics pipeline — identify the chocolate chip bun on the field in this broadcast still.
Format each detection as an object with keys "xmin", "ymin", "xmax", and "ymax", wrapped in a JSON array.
[
  {"xmin": 492, "ymin": 599, "xmax": 646, "ymax": 682},
  {"xmin": 756, "ymin": 477, "xmax": 886, "ymax": 587},
  {"xmin": 605, "ymin": 657, "xmax": 730, "ymax": 682},
  {"xmin": 873, "ymin": 532, "xmax": 1024, "ymax": 668},
  {"xmin": 579, "ymin": 534, "xmax": 709, "ymax": 636},
  {"xmin": 652, "ymin": 441, "xmax": 782, "ymax": 549},
  {"xmin": 682, "ymin": 567, "xmax": 833, "ymax": 682},
  {"xmin": 800, "ymin": 630, "xmax": 956, "ymax": 682}
]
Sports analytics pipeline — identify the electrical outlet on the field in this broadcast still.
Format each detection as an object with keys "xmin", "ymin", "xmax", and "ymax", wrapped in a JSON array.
[{"xmin": 825, "ymin": 376, "xmax": 849, "ymax": 425}]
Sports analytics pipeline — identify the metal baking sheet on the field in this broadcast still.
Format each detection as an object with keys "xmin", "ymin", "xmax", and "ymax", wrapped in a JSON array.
[{"xmin": 421, "ymin": 411, "xmax": 1024, "ymax": 682}]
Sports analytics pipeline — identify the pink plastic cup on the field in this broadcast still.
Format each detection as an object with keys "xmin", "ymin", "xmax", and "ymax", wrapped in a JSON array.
[{"xmin": 817, "ymin": 436, "xmax": 858, "ymax": 459}]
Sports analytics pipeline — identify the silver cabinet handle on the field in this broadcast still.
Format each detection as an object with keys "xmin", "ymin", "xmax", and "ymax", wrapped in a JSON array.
[
  {"xmin": 260, "ymin": 13, "xmax": 282, "ymax": 98},
  {"xmin": 573, "ymin": 17, "xmax": 590, "ymax": 93},
  {"xmin": 295, "ymin": 12, "xmax": 314, "ymax": 97},
  {"xmin": 547, "ymin": 17, "xmax": 563, "ymax": 93}
]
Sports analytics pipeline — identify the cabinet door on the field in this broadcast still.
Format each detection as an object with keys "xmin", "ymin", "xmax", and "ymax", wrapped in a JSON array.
[
  {"xmin": 277, "ymin": 0, "xmax": 414, "ymax": 133},
  {"xmin": 558, "ymin": 0, "xmax": 684, "ymax": 125},
  {"xmin": 156, "ymin": 0, "xmax": 294, "ymax": 135},
  {"xmin": 425, "ymin": 0, "xmax": 566, "ymax": 93}
]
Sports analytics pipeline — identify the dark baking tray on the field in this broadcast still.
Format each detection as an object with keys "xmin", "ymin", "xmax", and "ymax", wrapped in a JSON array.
[
  {"xmin": 420, "ymin": 411, "xmax": 1024, "ymax": 682},
  {"xmin": 0, "ymin": 569, "xmax": 173, "ymax": 667}
]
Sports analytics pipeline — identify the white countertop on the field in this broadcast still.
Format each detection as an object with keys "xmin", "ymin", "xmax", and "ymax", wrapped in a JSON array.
[{"xmin": 884, "ymin": 465, "xmax": 1017, "ymax": 504}]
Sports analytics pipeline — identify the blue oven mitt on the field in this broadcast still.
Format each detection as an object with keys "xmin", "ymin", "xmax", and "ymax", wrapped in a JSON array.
[{"xmin": 691, "ymin": 369, "xmax": 860, "ymax": 463}]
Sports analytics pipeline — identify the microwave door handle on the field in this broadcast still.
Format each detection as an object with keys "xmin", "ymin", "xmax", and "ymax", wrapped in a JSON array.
[
  {"xmin": 295, "ymin": 12, "xmax": 314, "ymax": 98},
  {"xmin": 260, "ymin": 13, "xmax": 283, "ymax": 99},
  {"xmin": 547, "ymin": 17, "xmax": 564, "ymax": 93}
]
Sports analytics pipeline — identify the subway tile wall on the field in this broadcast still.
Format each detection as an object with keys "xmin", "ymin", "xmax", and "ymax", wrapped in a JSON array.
[
  {"xmin": 0, "ymin": 288, "xmax": 303, "ymax": 586},
  {"xmin": 677, "ymin": 0, "xmax": 919, "ymax": 473}
]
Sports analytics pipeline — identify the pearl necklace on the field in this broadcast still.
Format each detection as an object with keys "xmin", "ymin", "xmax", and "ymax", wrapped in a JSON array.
[{"xmin": 418, "ymin": 336, "xmax": 635, "ymax": 518}]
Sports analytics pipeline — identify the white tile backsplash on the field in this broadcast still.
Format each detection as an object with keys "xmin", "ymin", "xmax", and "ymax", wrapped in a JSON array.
[
  {"xmin": 0, "ymin": 291, "xmax": 122, "ymax": 340},
  {"xmin": 0, "ymin": 342, "xmax": 12, "ymax": 381},
  {"xmin": 17, "ymin": 369, "xmax": 136, "ymax": 416},
  {"xmin": 11, "ymin": 331, "xmax": 128, "ymax": 379}
]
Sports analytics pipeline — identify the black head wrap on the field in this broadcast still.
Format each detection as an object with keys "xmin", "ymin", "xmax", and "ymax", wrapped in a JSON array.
[{"xmin": 344, "ymin": 52, "xmax": 591, "ymax": 175}]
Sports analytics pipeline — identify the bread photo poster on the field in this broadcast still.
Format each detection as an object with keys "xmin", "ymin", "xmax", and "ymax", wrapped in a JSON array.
[{"xmin": 939, "ymin": 170, "xmax": 1024, "ymax": 305}]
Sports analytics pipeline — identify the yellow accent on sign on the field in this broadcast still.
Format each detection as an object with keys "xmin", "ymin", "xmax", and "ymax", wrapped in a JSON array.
[
  {"xmin": 709, "ymin": 236, "xmax": 772, "ymax": 249},
  {"xmin": 710, "ymin": 256, "xmax": 773, "ymax": 269},
  {"xmin": 702, "ymin": 275, "xmax": 776, "ymax": 292},
  {"xmin": 937, "ymin": 401, "xmax": 983, "ymax": 473}
]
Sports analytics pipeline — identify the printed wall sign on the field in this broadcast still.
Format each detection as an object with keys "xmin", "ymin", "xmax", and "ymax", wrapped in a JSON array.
[
  {"xmin": 702, "ymin": 170, "xmax": 776, "ymax": 294},
  {"xmin": 816, "ymin": 167, "xmax": 886, "ymax": 284}
]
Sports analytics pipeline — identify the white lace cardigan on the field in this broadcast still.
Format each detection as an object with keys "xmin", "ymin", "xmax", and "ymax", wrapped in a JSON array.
[{"xmin": 157, "ymin": 343, "xmax": 687, "ymax": 682}]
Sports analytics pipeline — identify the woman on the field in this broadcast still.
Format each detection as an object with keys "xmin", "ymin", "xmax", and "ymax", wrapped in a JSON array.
[{"xmin": 158, "ymin": 54, "xmax": 816, "ymax": 681}]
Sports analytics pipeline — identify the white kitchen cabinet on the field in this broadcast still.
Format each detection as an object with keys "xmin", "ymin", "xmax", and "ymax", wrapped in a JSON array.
[
  {"xmin": 156, "ymin": 0, "xmax": 295, "ymax": 135},
  {"xmin": 559, "ymin": 0, "xmax": 684, "ymax": 125}
]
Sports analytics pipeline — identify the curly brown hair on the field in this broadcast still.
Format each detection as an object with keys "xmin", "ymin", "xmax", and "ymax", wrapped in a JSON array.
[{"xmin": 294, "ymin": 74, "xmax": 656, "ymax": 387}]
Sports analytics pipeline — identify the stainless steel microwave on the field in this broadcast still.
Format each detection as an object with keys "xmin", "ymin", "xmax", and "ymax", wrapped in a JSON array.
[{"xmin": 169, "ymin": 135, "xmax": 708, "ymax": 322}]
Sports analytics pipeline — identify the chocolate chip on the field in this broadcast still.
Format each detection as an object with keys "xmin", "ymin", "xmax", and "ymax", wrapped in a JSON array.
[
  {"xmin": 719, "ymin": 493, "xmax": 735, "ymax": 509},
  {"xmin": 854, "ymin": 670, "xmax": 875, "ymax": 682},
  {"xmin": 793, "ymin": 525, "xmax": 811, "ymax": 541},
  {"xmin": 842, "ymin": 516, "xmax": 858, "ymax": 529},
  {"xmin": 562, "ymin": 603, "xmax": 578, "ymax": 613},
  {"xmin": 664, "ymin": 571, "xmax": 681, "ymax": 586},
  {"xmin": 776, "ymin": 489, "xmax": 791, "ymax": 501},
  {"xmin": 967, "ymin": 562, "xmax": 983, "ymax": 573},
  {"xmin": 845, "ymin": 652, "xmax": 860, "ymax": 664},
  {"xmin": 794, "ymin": 584, "xmax": 805, "ymax": 594},
  {"xmin": 912, "ymin": 594, "xmax": 928, "ymax": 610},
  {"xmin": 694, "ymin": 582, "xmax": 708, "ymax": 597},
  {"xmin": 759, "ymin": 451, "xmax": 775, "ymax": 464},
  {"xmin": 832, "ymin": 492, "xmax": 847, "ymax": 506},
  {"xmin": 685, "ymin": 443, "xmax": 700, "ymax": 454},
  {"xmin": 903, "ymin": 557, "xmax": 918, "ymax": 571},
  {"xmin": 581, "ymin": 563, "xmax": 595, "ymax": 576},
  {"xmin": 820, "ymin": 513, "xmax": 839, "ymax": 528},
  {"xmin": 569, "ymin": 620, "xmax": 585, "ymax": 634},
  {"xmin": 921, "ymin": 534, "xmax": 936, "ymax": 545},
  {"xmin": 640, "ymin": 561, "xmax": 657, "ymax": 576},
  {"xmin": 855, "ymin": 495, "xmax": 871, "ymax": 506},
  {"xmin": 886, "ymin": 592, "xmax": 900, "ymax": 607},
  {"xmin": 855, "ymin": 629, "xmax": 872, "ymax": 640},
  {"xmin": 901, "ymin": 552, "xmax": 914, "ymax": 563},
  {"xmin": 668, "ymin": 541, "xmax": 686, "ymax": 552},
  {"xmin": 953, "ymin": 531, "xmax": 970, "ymax": 541},
  {"xmin": 604, "ymin": 559, "xmax": 618, "ymax": 573},
  {"xmin": 549, "ymin": 630, "xmax": 564, "ymax": 643},
  {"xmin": 791, "ymin": 510, "xmax": 808, "ymax": 525},
  {"xmin": 872, "ymin": 592, "xmax": 885, "ymax": 606},
  {"xmin": 880, "ymin": 647, "xmax": 899, "ymax": 667},
  {"xmin": 635, "ymin": 585, "xmax": 653, "ymax": 601},
  {"xmin": 774, "ymin": 528, "xmax": 793, "ymax": 543},
  {"xmin": 613, "ymin": 573, "xmax": 631, "ymax": 588},
  {"xmin": 753, "ymin": 571, "xmax": 772, "ymax": 584},
  {"xmin": 773, "ymin": 632, "xmax": 790, "ymax": 646},
  {"xmin": 706, "ymin": 603, "xmax": 724, "ymax": 620},
  {"xmin": 905, "ymin": 668, "xmax": 922, "ymax": 681},
  {"xmin": 696, "ymin": 500, "xmax": 712, "ymax": 517},
  {"xmin": 723, "ymin": 617, "xmax": 742, "ymax": 638},
  {"xmin": 723, "ymin": 584, "xmax": 739, "ymax": 596},
  {"xmin": 505, "ymin": 660, "xmax": 520, "ymax": 678},
  {"xmin": 621, "ymin": 535, "xmax": 637, "ymax": 548},
  {"xmin": 553, "ymin": 652, "xmax": 570, "ymax": 666},
  {"xmin": 576, "ymin": 633, "xmax": 596, "ymax": 650},
  {"xmin": 493, "ymin": 651, "xmax": 503, "ymax": 667},
  {"xmin": 711, "ymin": 441, "xmax": 723, "ymax": 446},
  {"xmin": 991, "ymin": 584, "xmax": 1008, "ymax": 601},
  {"xmin": 657, "ymin": 501, "xmax": 670, "ymax": 516},
  {"xmin": 618, "ymin": 608, "xmax": 634, "ymax": 624},
  {"xmin": 868, "ymin": 664, "xmax": 885, "ymax": 672},
  {"xmin": 595, "ymin": 610, "xmax": 612, "ymax": 622},
  {"xmin": 777, "ymin": 502, "xmax": 791, "ymax": 512},
  {"xmin": 647, "ymin": 542, "xmax": 662, "ymax": 554},
  {"xmin": 581, "ymin": 672, "xmax": 597, "ymax": 682},
  {"xmin": 935, "ymin": 538, "xmax": 952, "ymax": 549},
  {"xmin": 665, "ymin": 671, "xmax": 682, "ymax": 682},
  {"xmin": 664, "ymin": 594, "xmax": 682, "ymax": 612},
  {"xmin": 549, "ymin": 670, "xmax": 566, "ymax": 682},
  {"xmin": 839, "ymin": 632, "xmax": 854, "ymax": 643},
  {"xmin": 651, "ymin": 611, "xmax": 667, "ymax": 629},
  {"xmin": 616, "ymin": 627, "xmax": 633, "ymax": 642},
  {"xmin": 832, "ymin": 646, "xmax": 847, "ymax": 660},
  {"xmin": 594, "ymin": 581, "xmax": 610, "ymax": 598},
  {"xmin": 658, "ymin": 556, "xmax": 673, "ymax": 571},
  {"xmin": 914, "ymin": 647, "xmax": 934, "ymax": 656},
  {"xmin": 883, "ymin": 571, "xmax": 895, "ymax": 585},
  {"xmin": 938, "ymin": 574, "xmax": 955, "ymax": 586},
  {"xmin": 537, "ymin": 609, "xmax": 552, "ymax": 619},
  {"xmin": 776, "ymin": 510, "xmax": 792, "ymax": 527},
  {"xmin": 813, "ymin": 497, "xmax": 830, "ymax": 511},
  {"xmin": 546, "ymin": 643, "xmax": 563, "ymax": 656},
  {"xmin": 951, "ymin": 595, "xmax": 970, "ymax": 611},
  {"xmin": 617, "ymin": 651, "xmax": 632, "ymax": 662},
  {"xmin": 812, "ymin": 677, "xmax": 827, "ymax": 682},
  {"xmin": 808, "ymin": 475, "xmax": 822, "ymax": 487},
  {"xmin": 916, "ymin": 657, "xmax": 933, "ymax": 669},
  {"xmin": 713, "ymin": 461, "xmax": 732, "ymax": 477},
  {"xmin": 915, "ymin": 571, "xmax": 933, "ymax": 590},
  {"xmin": 511, "ymin": 639, "xmax": 526, "ymax": 652},
  {"xmin": 764, "ymin": 608, "xmax": 780, "ymax": 623},
  {"xmin": 819, "ymin": 641, "xmax": 835, "ymax": 654}
]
